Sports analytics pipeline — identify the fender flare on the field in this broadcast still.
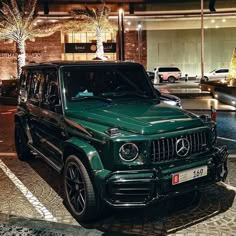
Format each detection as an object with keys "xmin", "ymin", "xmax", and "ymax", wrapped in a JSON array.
[
  {"xmin": 63, "ymin": 137, "xmax": 104, "ymax": 171},
  {"xmin": 14, "ymin": 112, "xmax": 33, "ymax": 143}
]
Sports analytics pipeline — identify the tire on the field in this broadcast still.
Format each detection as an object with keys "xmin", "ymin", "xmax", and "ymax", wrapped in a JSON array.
[
  {"xmin": 14, "ymin": 123, "xmax": 32, "ymax": 161},
  {"xmin": 168, "ymin": 76, "xmax": 176, "ymax": 83},
  {"xmin": 63, "ymin": 155, "xmax": 101, "ymax": 223}
]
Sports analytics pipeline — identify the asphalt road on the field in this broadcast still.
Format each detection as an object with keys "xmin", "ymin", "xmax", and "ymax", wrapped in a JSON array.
[{"xmin": 186, "ymin": 110, "xmax": 236, "ymax": 154}]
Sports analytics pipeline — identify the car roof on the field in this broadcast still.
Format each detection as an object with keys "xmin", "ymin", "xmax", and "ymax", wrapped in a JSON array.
[{"xmin": 23, "ymin": 60, "xmax": 142, "ymax": 69}]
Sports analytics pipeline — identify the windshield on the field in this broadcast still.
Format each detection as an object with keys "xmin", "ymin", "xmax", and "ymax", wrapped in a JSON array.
[
  {"xmin": 62, "ymin": 64, "xmax": 156, "ymax": 103},
  {"xmin": 209, "ymin": 69, "xmax": 216, "ymax": 73}
]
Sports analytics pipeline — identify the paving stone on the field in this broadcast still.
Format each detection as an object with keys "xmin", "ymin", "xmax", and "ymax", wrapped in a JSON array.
[{"xmin": 1, "ymin": 155, "xmax": 236, "ymax": 235}]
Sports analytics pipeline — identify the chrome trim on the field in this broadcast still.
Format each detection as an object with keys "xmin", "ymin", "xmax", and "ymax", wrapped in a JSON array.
[{"xmin": 152, "ymin": 131, "xmax": 209, "ymax": 162}]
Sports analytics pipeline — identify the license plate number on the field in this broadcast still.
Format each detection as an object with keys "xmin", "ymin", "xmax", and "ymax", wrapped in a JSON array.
[{"xmin": 172, "ymin": 166, "xmax": 208, "ymax": 185}]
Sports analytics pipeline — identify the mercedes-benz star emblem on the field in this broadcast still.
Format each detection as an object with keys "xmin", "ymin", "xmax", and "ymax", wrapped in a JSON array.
[{"xmin": 176, "ymin": 138, "xmax": 190, "ymax": 157}]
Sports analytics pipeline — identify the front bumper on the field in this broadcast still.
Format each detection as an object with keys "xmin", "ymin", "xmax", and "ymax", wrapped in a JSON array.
[{"xmin": 103, "ymin": 145, "xmax": 228, "ymax": 208}]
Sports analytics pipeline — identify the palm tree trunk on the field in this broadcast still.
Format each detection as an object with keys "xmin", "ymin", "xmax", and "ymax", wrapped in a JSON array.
[
  {"xmin": 16, "ymin": 39, "xmax": 26, "ymax": 79},
  {"xmin": 96, "ymin": 27, "xmax": 104, "ymax": 59}
]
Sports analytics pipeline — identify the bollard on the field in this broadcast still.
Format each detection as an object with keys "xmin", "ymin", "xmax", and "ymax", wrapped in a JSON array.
[
  {"xmin": 211, "ymin": 106, "xmax": 216, "ymax": 122},
  {"xmin": 185, "ymin": 74, "xmax": 188, "ymax": 82}
]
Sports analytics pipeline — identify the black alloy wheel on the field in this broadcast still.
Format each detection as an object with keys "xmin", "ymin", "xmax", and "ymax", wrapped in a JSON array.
[
  {"xmin": 168, "ymin": 76, "xmax": 176, "ymax": 83},
  {"xmin": 64, "ymin": 155, "xmax": 99, "ymax": 223},
  {"xmin": 14, "ymin": 123, "xmax": 32, "ymax": 161}
]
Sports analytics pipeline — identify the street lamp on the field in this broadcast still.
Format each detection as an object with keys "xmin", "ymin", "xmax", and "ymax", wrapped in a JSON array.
[{"xmin": 118, "ymin": 8, "xmax": 125, "ymax": 61}]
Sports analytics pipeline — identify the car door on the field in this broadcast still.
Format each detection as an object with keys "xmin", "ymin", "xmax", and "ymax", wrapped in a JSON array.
[
  {"xmin": 25, "ymin": 69, "xmax": 45, "ymax": 145},
  {"xmin": 39, "ymin": 68, "xmax": 65, "ymax": 170}
]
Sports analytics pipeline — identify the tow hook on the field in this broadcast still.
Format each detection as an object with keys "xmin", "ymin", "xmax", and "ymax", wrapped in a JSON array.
[{"xmin": 213, "ymin": 145, "xmax": 228, "ymax": 182}]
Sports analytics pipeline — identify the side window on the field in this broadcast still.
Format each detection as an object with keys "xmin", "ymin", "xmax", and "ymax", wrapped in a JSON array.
[
  {"xmin": 42, "ymin": 69, "xmax": 59, "ymax": 111},
  {"xmin": 28, "ymin": 70, "xmax": 44, "ymax": 105}
]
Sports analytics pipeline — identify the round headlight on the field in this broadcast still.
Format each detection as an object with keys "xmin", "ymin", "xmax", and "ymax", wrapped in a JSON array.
[{"xmin": 119, "ymin": 143, "xmax": 139, "ymax": 162}]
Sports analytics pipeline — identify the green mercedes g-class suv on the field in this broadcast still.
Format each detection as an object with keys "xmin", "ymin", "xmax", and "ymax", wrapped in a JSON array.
[{"xmin": 15, "ymin": 61, "xmax": 228, "ymax": 223}]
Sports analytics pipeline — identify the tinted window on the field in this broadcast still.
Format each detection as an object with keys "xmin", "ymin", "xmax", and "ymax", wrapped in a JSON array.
[
  {"xmin": 27, "ymin": 70, "xmax": 44, "ymax": 104},
  {"xmin": 41, "ymin": 69, "xmax": 59, "ymax": 111},
  {"xmin": 158, "ymin": 67, "xmax": 180, "ymax": 72},
  {"xmin": 215, "ymin": 69, "xmax": 228, "ymax": 73}
]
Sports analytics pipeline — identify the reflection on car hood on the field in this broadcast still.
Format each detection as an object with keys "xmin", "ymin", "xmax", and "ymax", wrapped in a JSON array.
[
  {"xmin": 65, "ymin": 100, "xmax": 203, "ymax": 135},
  {"xmin": 160, "ymin": 93, "xmax": 180, "ymax": 101}
]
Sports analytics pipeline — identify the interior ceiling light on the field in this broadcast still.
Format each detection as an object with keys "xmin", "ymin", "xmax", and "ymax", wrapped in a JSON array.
[
  {"xmin": 222, "ymin": 19, "xmax": 226, "ymax": 22},
  {"xmin": 211, "ymin": 19, "xmax": 215, "ymax": 23}
]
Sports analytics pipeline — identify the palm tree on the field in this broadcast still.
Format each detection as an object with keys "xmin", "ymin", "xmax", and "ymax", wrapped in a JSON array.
[
  {"xmin": 228, "ymin": 48, "xmax": 236, "ymax": 87},
  {"xmin": 69, "ymin": 3, "xmax": 113, "ymax": 60},
  {"xmin": 0, "ymin": 0, "xmax": 79, "ymax": 79}
]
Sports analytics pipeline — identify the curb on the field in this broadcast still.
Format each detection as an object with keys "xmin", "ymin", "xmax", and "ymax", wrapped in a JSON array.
[
  {"xmin": 186, "ymin": 109, "xmax": 236, "ymax": 112},
  {"xmin": 172, "ymin": 93, "xmax": 212, "ymax": 99},
  {"xmin": 229, "ymin": 154, "xmax": 236, "ymax": 158}
]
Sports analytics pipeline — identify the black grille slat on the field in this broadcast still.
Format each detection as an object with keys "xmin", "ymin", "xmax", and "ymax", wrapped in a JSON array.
[
  {"xmin": 158, "ymin": 140, "xmax": 161, "ymax": 161},
  {"xmin": 151, "ymin": 131, "xmax": 209, "ymax": 163},
  {"xmin": 197, "ymin": 132, "xmax": 200, "ymax": 152},
  {"xmin": 189, "ymin": 134, "xmax": 193, "ymax": 154},
  {"xmin": 171, "ymin": 137, "xmax": 175, "ymax": 158}
]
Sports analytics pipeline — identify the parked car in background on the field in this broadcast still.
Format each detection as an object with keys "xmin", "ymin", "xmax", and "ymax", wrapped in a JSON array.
[
  {"xmin": 159, "ymin": 91, "xmax": 182, "ymax": 108},
  {"xmin": 196, "ymin": 68, "xmax": 229, "ymax": 81},
  {"xmin": 146, "ymin": 70, "xmax": 182, "ymax": 108},
  {"xmin": 153, "ymin": 67, "xmax": 182, "ymax": 84}
]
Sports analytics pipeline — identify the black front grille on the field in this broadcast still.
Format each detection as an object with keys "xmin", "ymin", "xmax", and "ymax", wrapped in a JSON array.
[{"xmin": 151, "ymin": 131, "xmax": 209, "ymax": 162}]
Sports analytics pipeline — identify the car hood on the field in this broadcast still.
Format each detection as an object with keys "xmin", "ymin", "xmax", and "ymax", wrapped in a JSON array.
[{"xmin": 65, "ymin": 100, "xmax": 203, "ymax": 135}]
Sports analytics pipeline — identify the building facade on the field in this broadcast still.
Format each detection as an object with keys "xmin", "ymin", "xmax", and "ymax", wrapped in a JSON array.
[{"xmin": 0, "ymin": 0, "xmax": 236, "ymax": 80}]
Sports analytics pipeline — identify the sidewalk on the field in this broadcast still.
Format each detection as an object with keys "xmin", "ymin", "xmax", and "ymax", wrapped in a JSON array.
[
  {"xmin": 181, "ymin": 98, "xmax": 236, "ymax": 111},
  {"xmin": 0, "ymin": 152, "xmax": 235, "ymax": 236}
]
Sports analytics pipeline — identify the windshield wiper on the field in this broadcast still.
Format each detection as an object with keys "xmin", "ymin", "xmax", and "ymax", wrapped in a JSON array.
[
  {"xmin": 71, "ymin": 96, "xmax": 112, "ymax": 103},
  {"xmin": 110, "ymin": 91, "xmax": 150, "ymax": 99}
]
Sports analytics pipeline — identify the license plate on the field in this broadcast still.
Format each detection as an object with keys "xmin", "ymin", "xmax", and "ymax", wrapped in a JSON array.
[{"xmin": 172, "ymin": 166, "xmax": 208, "ymax": 185}]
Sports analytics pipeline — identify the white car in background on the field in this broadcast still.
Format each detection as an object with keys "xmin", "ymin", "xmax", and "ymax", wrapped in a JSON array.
[{"xmin": 196, "ymin": 68, "xmax": 229, "ymax": 81}]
